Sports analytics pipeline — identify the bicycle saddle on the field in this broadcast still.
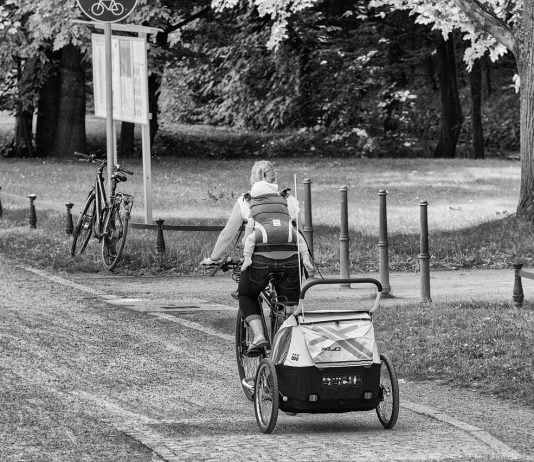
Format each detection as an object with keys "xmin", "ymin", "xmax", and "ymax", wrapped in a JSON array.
[{"xmin": 112, "ymin": 173, "xmax": 127, "ymax": 182}]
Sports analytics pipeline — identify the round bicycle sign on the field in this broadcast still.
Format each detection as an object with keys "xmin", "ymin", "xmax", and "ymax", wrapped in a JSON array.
[{"xmin": 77, "ymin": 0, "xmax": 138, "ymax": 23}]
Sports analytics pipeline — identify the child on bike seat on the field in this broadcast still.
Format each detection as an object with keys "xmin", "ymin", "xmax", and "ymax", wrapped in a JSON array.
[{"xmin": 241, "ymin": 179, "xmax": 313, "ymax": 272}]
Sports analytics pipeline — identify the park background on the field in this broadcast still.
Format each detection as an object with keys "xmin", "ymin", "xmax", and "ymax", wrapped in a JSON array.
[
  {"xmin": 1, "ymin": 0, "xmax": 532, "ymax": 275},
  {"xmin": 1, "ymin": 0, "xmax": 533, "ymax": 412}
]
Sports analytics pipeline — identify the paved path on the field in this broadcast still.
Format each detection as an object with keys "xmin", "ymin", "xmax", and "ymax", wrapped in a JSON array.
[
  {"xmin": 64, "ymin": 267, "xmax": 520, "ymax": 308},
  {"xmin": 2, "ymin": 262, "xmax": 530, "ymax": 461}
]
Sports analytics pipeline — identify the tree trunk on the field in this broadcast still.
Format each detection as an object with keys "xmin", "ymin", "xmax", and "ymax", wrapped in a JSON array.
[
  {"xmin": 434, "ymin": 34, "xmax": 463, "ymax": 158},
  {"xmin": 470, "ymin": 58, "xmax": 484, "ymax": 159},
  {"xmin": 516, "ymin": 2, "xmax": 534, "ymax": 218},
  {"xmin": 3, "ymin": 58, "xmax": 36, "ymax": 158},
  {"xmin": 52, "ymin": 44, "xmax": 86, "ymax": 158},
  {"xmin": 36, "ymin": 51, "xmax": 61, "ymax": 157},
  {"xmin": 119, "ymin": 121, "xmax": 135, "ymax": 157},
  {"xmin": 12, "ymin": 110, "xmax": 34, "ymax": 157}
]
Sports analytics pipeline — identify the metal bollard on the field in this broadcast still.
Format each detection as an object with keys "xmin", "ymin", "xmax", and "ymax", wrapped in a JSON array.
[
  {"xmin": 378, "ymin": 190, "xmax": 392, "ymax": 296},
  {"xmin": 339, "ymin": 185, "xmax": 350, "ymax": 286},
  {"xmin": 0, "ymin": 186, "xmax": 3, "ymax": 218},
  {"xmin": 65, "ymin": 203, "xmax": 74, "ymax": 235},
  {"xmin": 156, "ymin": 219, "xmax": 166, "ymax": 256},
  {"xmin": 512, "ymin": 262, "xmax": 524, "ymax": 308},
  {"xmin": 303, "ymin": 178, "xmax": 314, "ymax": 255},
  {"xmin": 28, "ymin": 194, "xmax": 37, "ymax": 229},
  {"xmin": 419, "ymin": 201, "xmax": 431, "ymax": 302}
]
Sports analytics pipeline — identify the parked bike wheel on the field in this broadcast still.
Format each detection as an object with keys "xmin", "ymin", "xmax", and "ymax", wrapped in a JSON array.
[
  {"xmin": 101, "ymin": 202, "xmax": 129, "ymax": 270},
  {"xmin": 235, "ymin": 309, "xmax": 266, "ymax": 401},
  {"xmin": 376, "ymin": 353, "xmax": 399, "ymax": 429},
  {"xmin": 71, "ymin": 193, "xmax": 95, "ymax": 257},
  {"xmin": 254, "ymin": 358, "xmax": 279, "ymax": 434}
]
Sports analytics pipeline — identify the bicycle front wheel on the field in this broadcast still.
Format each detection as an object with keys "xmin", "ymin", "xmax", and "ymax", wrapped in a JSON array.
[
  {"xmin": 71, "ymin": 193, "xmax": 95, "ymax": 257},
  {"xmin": 235, "ymin": 309, "xmax": 266, "ymax": 401},
  {"xmin": 376, "ymin": 353, "xmax": 400, "ymax": 429},
  {"xmin": 101, "ymin": 202, "xmax": 129, "ymax": 270}
]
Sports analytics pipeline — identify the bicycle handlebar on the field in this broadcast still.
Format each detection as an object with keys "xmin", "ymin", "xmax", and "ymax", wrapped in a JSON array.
[
  {"xmin": 204, "ymin": 257, "xmax": 242, "ymax": 277},
  {"xmin": 74, "ymin": 152, "xmax": 134, "ymax": 176},
  {"xmin": 74, "ymin": 151, "xmax": 103, "ymax": 163}
]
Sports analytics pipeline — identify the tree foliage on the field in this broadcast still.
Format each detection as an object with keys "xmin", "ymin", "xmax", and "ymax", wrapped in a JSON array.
[{"xmin": 0, "ymin": 0, "xmax": 520, "ymax": 165}]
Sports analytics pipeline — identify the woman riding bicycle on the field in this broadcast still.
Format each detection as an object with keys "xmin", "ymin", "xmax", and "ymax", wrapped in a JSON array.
[{"xmin": 201, "ymin": 160, "xmax": 313, "ymax": 353}]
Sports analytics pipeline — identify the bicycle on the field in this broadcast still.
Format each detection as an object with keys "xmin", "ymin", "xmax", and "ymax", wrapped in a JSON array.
[
  {"xmin": 207, "ymin": 257, "xmax": 298, "ymax": 401},
  {"xmin": 70, "ymin": 152, "xmax": 134, "ymax": 271}
]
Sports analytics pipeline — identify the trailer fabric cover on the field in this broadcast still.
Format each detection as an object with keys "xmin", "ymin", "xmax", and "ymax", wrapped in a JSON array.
[
  {"xmin": 272, "ymin": 316, "xmax": 315, "ymax": 367},
  {"xmin": 272, "ymin": 311, "xmax": 380, "ymax": 368}
]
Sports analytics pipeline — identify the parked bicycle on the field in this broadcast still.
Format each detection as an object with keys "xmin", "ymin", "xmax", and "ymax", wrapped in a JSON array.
[
  {"xmin": 207, "ymin": 257, "xmax": 300, "ymax": 401},
  {"xmin": 71, "ymin": 152, "xmax": 134, "ymax": 271}
]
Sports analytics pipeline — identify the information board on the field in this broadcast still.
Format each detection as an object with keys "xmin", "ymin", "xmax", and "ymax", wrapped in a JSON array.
[{"xmin": 92, "ymin": 33, "xmax": 149, "ymax": 125}]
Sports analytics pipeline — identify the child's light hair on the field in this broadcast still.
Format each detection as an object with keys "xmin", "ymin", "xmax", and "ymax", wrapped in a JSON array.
[{"xmin": 250, "ymin": 160, "xmax": 276, "ymax": 185}]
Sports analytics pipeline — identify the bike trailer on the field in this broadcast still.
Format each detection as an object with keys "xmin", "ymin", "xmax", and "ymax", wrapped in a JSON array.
[{"xmin": 271, "ymin": 278, "xmax": 382, "ymax": 414}]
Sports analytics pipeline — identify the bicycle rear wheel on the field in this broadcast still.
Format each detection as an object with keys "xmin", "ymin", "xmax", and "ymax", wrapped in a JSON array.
[
  {"xmin": 71, "ymin": 193, "xmax": 95, "ymax": 257},
  {"xmin": 101, "ymin": 201, "xmax": 129, "ymax": 270},
  {"xmin": 235, "ymin": 308, "xmax": 266, "ymax": 401},
  {"xmin": 376, "ymin": 353, "xmax": 400, "ymax": 429}
]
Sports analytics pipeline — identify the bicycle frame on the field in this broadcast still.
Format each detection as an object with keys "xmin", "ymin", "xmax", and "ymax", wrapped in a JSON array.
[
  {"xmin": 94, "ymin": 166, "xmax": 107, "ymax": 239},
  {"xmin": 90, "ymin": 160, "xmax": 122, "ymax": 240},
  {"xmin": 258, "ymin": 275, "xmax": 298, "ymax": 348}
]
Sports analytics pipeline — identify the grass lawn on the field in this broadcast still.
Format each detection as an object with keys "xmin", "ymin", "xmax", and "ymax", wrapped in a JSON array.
[
  {"xmin": 375, "ymin": 300, "xmax": 534, "ymax": 407},
  {"xmin": 0, "ymin": 153, "xmax": 531, "ymax": 274}
]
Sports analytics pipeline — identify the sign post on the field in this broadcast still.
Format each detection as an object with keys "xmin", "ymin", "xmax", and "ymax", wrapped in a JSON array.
[
  {"xmin": 104, "ymin": 23, "xmax": 114, "ymax": 199},
  {"xmin": 76, "ymin": 0, "xmax": 139, "ymax": 200}
]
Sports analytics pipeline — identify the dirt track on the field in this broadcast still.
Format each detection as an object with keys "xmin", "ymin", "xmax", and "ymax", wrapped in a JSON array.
[{"xmin": 1, "ymin": 257, "xmax": 533, "ymax": 461}]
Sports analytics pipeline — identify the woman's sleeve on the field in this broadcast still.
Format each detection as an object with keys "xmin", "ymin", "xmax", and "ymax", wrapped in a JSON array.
[
  {"xmin": 243, "ymin": 232, "xmax": 255, "ymax": 258},
  {"xmin": 210, "ymin": 200, "xmax": 244, "ymax": 260}
]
